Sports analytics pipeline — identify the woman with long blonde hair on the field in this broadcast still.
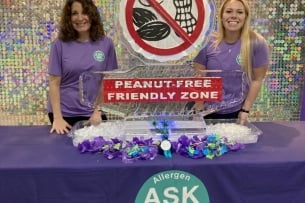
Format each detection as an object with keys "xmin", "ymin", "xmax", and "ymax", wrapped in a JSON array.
[{"xmin": 193, "ymin": 0, "xmax": 269, "ymax": 124}]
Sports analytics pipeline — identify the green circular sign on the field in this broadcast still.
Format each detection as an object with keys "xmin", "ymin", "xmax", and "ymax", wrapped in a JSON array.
[
  {"xmin": 135, "ymin": 170, "xmax": 210, "ymax": 203},
  {"xmin": 94, "ymin": 50, "xmax": 105, "ymax": 62}
]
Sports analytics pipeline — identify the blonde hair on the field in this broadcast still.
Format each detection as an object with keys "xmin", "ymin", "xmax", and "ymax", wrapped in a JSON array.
[{"xmin": 213, "ymin": 0, "xmax": 261, "ymax": 81}]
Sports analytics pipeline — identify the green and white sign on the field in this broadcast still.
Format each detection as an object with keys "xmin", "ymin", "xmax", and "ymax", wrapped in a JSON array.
[{"xmin": 135, "ymin": 170, "xmax": 210, "ymax": 203}]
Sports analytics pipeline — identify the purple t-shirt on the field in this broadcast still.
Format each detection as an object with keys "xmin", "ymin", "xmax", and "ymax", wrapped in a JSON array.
[
  {"xmin": 194, "ymin": 37, "xmax": 269, "ymax": 113},
  {"xmin": 47, "ymin": 36, "xmax": 118, "ymax": 117}
]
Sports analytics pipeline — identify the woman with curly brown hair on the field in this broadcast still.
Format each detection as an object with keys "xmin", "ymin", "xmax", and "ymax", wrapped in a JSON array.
[{"xmin": 47, "ymin": 0, "xmax": 118, "ymax": 134}]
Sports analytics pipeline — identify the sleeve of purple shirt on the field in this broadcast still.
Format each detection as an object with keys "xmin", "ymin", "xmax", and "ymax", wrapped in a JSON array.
[
  {"xmin": 48, "ymin": 39, "xmax": 63, "ymax": 76},
  {"xmin": 252, "ymin": 37, "xmax": 269, "ymax": 68},
  {"xmin": 104, "ymin": 37, "xmax": 118, "ymax": 71},
  {"xmin": 193, "ymin": 42, "xmax": 208, "ymax": 65}
]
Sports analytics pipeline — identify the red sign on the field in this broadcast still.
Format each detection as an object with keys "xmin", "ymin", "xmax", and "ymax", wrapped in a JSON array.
[{"xmin": 103, "ymin": 77, "xmax": 222, "ymax": 103}]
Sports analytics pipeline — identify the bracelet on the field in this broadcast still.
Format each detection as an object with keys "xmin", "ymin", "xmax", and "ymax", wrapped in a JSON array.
[{"xmin": 240, "ymin": 108, "xmax": 250, "ymax": 113}]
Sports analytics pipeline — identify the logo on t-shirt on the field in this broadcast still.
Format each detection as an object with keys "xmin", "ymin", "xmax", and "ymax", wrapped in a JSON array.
[
  {"xmin": 94, "ymin": 50, "xmax": 105, "ymax": 62},
  {"xmin": 236, "ymin": 54, "xmax": 241, "ymax": 65}
]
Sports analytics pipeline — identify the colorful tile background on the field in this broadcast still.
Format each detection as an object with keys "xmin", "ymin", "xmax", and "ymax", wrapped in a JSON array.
[{"xmin": 0, "ymin": 0, "xmax": 304, "ymax": 125}]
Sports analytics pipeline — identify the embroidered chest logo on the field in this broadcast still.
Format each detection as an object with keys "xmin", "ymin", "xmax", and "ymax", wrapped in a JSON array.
[
  {"xmin": 94, "ymin": 50, "xmax": 105, "ymax": 62},
  {"xmin": 236, "ymin": 54, "xmax": 241, "ymax": 65}
]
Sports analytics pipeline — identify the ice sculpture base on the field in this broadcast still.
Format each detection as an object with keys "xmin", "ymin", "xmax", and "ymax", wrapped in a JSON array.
[{"xmin": 123, "ymin": 117, "xmax": 207, "ymax": 141}]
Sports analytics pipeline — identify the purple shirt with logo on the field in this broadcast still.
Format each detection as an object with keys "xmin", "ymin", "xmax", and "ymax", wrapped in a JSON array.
[
  {"xmin": 47, "ymin": 36, "xmax": 118, "ymax": 117},
  {"xmin": 194, "ymin": 38, "xmax": 269, "ymax": 113}
]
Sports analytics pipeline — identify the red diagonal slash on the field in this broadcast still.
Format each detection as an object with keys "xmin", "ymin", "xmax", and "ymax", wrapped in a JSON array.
[
  {"xmin": 124, "ymin": 0, "xmax": 205, "ymax": 55},
  {"xmin": 147, "ymin": 0, "xmax": 192, "ymax": 45}
]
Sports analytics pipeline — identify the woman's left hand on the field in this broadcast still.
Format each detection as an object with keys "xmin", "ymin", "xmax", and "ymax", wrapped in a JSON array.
[{"xmin": 237, "ymin": 111, "xmax": 249, "ymax": 125}]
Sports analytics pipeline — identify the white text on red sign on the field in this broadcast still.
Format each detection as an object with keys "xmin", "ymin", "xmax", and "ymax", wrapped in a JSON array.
[{"xmin": 103, "ymin": 77, "xmax": 222, "ymax": 103}]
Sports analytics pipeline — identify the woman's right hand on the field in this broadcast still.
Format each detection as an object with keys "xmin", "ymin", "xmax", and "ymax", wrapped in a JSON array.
[
  {"xmin": 50, "ymin": 117, "xmax": 72, "ymax": 135},
  {"xmin": 193, "ymin": 101, "xmax": 204, "ymax": 113}
]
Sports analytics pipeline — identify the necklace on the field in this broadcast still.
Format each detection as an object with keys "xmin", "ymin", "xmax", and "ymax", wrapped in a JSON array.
[
  {"xmin": 227, "ymin": 44, "xmax": 233, "ymax": 53},
  {"xmin": 225, "ymin": 40, "xmax": 239, "ymax": 53}
]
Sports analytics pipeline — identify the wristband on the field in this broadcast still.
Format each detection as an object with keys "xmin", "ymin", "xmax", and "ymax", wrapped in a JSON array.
[{"xmin": 240, "ymin": 108, "xmax": 250, "ymax": 113}]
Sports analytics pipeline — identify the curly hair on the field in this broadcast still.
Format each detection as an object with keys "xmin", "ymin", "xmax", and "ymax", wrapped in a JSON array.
[{"xmin": 58, "ymin": 0, "xmax": 105, "ymax": 41}]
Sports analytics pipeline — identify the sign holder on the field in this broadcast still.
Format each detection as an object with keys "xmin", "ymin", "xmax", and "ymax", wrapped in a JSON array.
[{"xmin": 79, "ymin": 65, "xmax": 247, "ymax": 140}]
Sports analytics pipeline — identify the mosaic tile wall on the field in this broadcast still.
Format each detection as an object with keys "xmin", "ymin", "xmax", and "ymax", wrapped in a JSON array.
[{"xmin": 0, "ymin": 0, "xmax": 304, "ymax": 125}]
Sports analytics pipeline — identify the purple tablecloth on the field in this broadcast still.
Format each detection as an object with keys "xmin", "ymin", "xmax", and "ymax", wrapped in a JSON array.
[{"xmin": 1, "ymin": 121, "xmax": 305, "ymax": 203}]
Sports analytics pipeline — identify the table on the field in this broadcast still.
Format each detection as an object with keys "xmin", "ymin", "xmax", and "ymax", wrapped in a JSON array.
[{"xmin": 1, "ymin": 121, "xmax": 305, "ymax": 203}]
